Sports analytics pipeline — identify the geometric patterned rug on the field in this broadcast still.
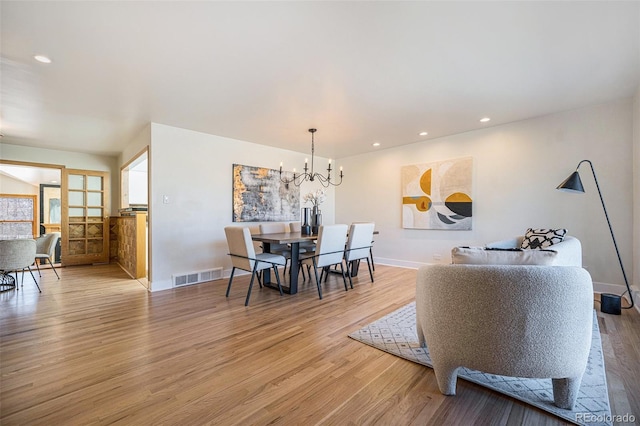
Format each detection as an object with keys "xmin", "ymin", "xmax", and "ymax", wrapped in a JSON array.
[{"xmin": 349, "ymin": 302, "xmax": 612, "ymax": 426}]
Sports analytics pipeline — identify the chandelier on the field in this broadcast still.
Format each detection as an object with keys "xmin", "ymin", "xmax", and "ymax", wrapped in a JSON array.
[{"xmin": 279, "ymin": 128, "xmax": 343, "ymax": 187}]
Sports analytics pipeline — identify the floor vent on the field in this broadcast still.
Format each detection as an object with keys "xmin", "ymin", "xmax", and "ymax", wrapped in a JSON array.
[{"xmin": 173, "ymin": 267, "xmax": 223, "ymax": 287}]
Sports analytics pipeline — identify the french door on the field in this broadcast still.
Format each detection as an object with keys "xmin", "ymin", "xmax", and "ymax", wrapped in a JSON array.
[{"xmin": 61, "ymin": 169, "xmax": 110, "ymax": 265}]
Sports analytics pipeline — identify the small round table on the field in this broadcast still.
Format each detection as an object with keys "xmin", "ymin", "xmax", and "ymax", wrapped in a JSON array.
[{"xmin": 0, "ymin": 272, "xmax": 16, "ymax": 292}]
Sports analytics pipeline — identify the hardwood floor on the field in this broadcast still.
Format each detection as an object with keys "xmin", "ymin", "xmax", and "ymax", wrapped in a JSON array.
[{"xmin": 1, "ymin": 264, "xmax": 638, "ymax": 425}]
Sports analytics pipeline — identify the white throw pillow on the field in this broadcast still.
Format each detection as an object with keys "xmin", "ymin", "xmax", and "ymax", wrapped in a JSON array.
[{"xmin": 451, "ymin": 247, "xmax": 558, "ymax": 265}]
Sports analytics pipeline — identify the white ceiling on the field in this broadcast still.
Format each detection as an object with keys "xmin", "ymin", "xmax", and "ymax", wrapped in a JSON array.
[
  {"xmin": 0, "ymin": 163, "xmax": 61, "ymax": 186},
  {"xmin": 1, "ymin": 1, "xmax": 639, "ymax": 160}
]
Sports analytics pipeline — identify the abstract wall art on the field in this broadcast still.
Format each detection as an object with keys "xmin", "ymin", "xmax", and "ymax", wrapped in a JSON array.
[
  {"xmin": 401, "ymin": 157, "xmax": 473, "ymax": 230},
  {"xmin": 233, "ymin": 164, "xmax": 300, "ymax": 222}
]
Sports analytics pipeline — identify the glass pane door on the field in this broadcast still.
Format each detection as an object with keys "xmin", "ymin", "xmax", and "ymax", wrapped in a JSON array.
[{"xmin": 62, "ymin": 169, "xmax": 110, "ymax": 265}]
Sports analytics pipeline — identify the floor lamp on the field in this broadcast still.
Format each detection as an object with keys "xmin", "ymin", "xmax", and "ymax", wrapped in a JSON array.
[{"xmin": 556, "ymin": 159, "xmax": 634, "ymax": 314}]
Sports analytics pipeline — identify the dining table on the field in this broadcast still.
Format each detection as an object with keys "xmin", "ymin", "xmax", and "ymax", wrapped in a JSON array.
[
  {"xmin": 251, "ymin": 229, "xmax": 379, "ymax": 295},
  {"xmin": 250, "ymin": 231, "xmax": 317, "ymax": 294}
]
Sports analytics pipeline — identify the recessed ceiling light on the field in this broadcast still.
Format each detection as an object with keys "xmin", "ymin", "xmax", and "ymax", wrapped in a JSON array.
[
  {"xmin": 480, "ymin": 117, "xmax": 491, "ymax": 123},
  {"xmin": 34, "ymin": 55, "xmax": 52, "ymax": 64},
  {"xmin": 51, "ymin": 180, "xmax": 58, "ymax": 183},
  {"xmin": 419, "ymin": 131, "xmax": 428, "ymax": 136},
  {"xmin": 372, "ymin": 142, "xmax": 381, "ymax": 147}
]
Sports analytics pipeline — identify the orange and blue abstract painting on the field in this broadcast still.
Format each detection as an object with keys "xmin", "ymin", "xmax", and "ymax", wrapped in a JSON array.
[{"xmin": 401, "ymin": 157, "xmax": 473, "ymax": 230}]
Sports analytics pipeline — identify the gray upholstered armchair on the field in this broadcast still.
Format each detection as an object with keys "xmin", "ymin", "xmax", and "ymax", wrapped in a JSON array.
[
  {"xmin": 35, "ymin": 232, "xmax": 61, "ymax": 279},
  {"xmin": 0, "ymin": 239, "xmax": 40, "ymax": 292},
  {"xmin": 416, "ymin": 264, "xmax": 593, "ymax": 409}
]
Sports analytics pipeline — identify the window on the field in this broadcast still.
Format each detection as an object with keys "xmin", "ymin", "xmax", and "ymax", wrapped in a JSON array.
[{"xmin": 0, "ymin": 194, "xmax": 37, "ymax": 239}]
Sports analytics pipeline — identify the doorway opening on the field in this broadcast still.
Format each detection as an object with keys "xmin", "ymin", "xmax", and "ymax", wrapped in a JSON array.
[
  {"xmin": 119, "ymin": 148, "xmax": 149, "ymax": 288},
  {"xmin": 0, "ymin": 161, "xmax": 63, "ymax": 269}
]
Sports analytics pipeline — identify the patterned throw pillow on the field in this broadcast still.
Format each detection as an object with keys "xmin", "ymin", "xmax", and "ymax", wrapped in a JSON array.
[{"xmin": 521, "ymin": 228, "xmax": 567, "ymax": 249}]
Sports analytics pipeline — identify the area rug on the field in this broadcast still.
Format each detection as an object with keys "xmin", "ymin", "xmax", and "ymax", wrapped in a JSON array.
[{"xmin": 349, "ymin": 302, "xmax": 612, "ymax": 426}]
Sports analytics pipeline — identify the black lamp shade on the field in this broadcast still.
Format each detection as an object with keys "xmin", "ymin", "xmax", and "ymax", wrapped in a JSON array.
[{"xmin": 556, "ymin": 171, "xmax": 584, "ymax": 193}]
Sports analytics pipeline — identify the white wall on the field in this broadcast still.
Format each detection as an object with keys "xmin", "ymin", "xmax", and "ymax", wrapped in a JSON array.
[
  {"xmin": 633, "ymin": 85, "xmax": 640, "ymax": 304},
  {"xmin": 4, "ymin": 97, "xmax": 633, "ymax": 295},
  {"xmin": 149, "ymin": 123, "xmax": 335, "ymax": 291},
  {"xmin": 119, "ymin": 124, "xmax": 151, "ymax": 171},
  {"xmin": 0, "ymin": 174, "xmax": 38, "ymax": 195},
  {"xmin": 129, "ymin": 169, "xmax": 148, "ymax": 205},
  {"xmin": 118, "ymin": 124, "xmax": 150, "ymax": 210},
  {"xmin": 0, "ymin": 143, "xmax": 120, "ymax": 215},
  {"xmin": 336, "ymin": 98, "xmax": 635, "ymax": 289}
]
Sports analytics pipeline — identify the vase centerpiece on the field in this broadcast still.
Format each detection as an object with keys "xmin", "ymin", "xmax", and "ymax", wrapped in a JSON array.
[
  {"xmin": 303, "ymin": 188, "xmax": 326, "ymax": 235},
  {"xmin": 301, "ymin": 207, "xmax": 311, "ymax": 235}
]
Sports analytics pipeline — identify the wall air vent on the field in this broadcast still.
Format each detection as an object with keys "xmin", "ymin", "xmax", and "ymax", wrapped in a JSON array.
[{"xmin": 172, "ymin": 267, "xmax": 223, "ymax": 287}]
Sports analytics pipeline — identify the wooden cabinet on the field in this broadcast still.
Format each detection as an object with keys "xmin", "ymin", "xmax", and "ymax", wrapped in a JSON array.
[
  {"xmin": 43, "ymin": 223, "xmax": 62, "ymax": 233},
  {"xmin": 109, "ymin": 213, "xmax": 147, "ymax": 279}
]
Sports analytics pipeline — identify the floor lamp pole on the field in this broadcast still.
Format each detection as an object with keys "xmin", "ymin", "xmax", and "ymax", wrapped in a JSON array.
[{"xmin": 576, "ymin": 160, "xmax": 633, "ymax": 313}]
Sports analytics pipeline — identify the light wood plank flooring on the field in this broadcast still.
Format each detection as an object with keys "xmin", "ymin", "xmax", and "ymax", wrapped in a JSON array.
[{"xmin": 1, "ymin": 264, "xmax": 638, "ymax": 425}]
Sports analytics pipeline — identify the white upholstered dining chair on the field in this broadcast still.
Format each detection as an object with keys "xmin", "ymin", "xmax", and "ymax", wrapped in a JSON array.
[
  {"xmin": 260, "ymin": 222, "xmax": 309, "ymax": 279},
  {"xmin": 289, "ymin": 222, "xmax": 316, "ymax": 251},
  {"xmin": 259, "ymin": 223, "xmax": 290, "ymax": 253},
  {"xmin": 259, "ymin": 223, "xmax": 291, "ymax": 269},
  {"xmin": 300, "ymin": 224, "xmax": 349, "ymax": 299},
  {"xmin": 225, "ymin": 226, "xmax": 286, "ymax": 306},
  {"xmin": 289, "ymin": 221, "xmax": 315, "ymax": 280},
  {"xmin": 247, "ymin": 225, "xmax": 264, "ymax": 254},
  {"xmin": 344, "ymin": 222, "xmax": 375, "ymax": 287}
]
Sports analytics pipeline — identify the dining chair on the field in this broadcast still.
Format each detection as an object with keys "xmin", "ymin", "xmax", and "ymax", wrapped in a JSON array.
[
  {"xmin": 300, "ymin": 224, "xmax": 349, "ymax": 299},
  {"xmin": 353, "ymin": 221, "xmax": 376, "ymax": 271},
  {"xmin": 260, "ymin": 222, "xmax": 308, "ymax": 278},
  {"xmin": 225, "ymin": 226, "xmax": 286, "ymax": 306},
  {"xmin": 0, "ymin": 239, "xmax": 41, "ymax": 292},
  {"xmin": 289, "ymin": 221, "xmax": 315, "ymax": 280},
  {"xmin": 259, "ymin": 222, "xmax": 291, "ymax": 254},
  {"xmin": 248, "ymin": 225, "xmax": 264, "ymax": 254},
  {"xmin": 369, "ymin": 237, "xmax": 376, "ymax": 272},
  {"xmin": 344, "ymin": 222, "xmax": 375, "ymax": 288},
  {"xmin": 34, "ymin": 232, "xmax": 61, "ymax": 279},
  {"xmin": 289, "ymin": 222, "xmax": 316, "ymax": 250}
]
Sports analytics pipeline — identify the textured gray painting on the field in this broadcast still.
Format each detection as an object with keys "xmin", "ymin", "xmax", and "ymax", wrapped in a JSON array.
[{"xmin": 233, "ymin": 164, "xmax": 300, "ymax": 222}]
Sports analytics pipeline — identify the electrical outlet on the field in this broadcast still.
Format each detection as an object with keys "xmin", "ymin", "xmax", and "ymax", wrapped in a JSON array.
[
  {"xmin": 163, "ymin": 195, "xmax": 170, "ymax": 204},
  {"xmin": 433, "ymin": 253, "xmax": 442, "ymax": 261}
]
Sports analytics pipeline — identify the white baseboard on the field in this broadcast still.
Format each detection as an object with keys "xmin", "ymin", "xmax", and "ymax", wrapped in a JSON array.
[
  {"xmin": 594, "ymin": 282, "xmax": 640, "ymax": 314},
  {"xmin": 374, "ymin": 257, "xmax": 430, "ymax": 270}
]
